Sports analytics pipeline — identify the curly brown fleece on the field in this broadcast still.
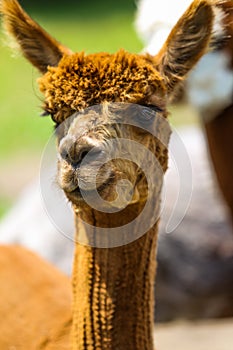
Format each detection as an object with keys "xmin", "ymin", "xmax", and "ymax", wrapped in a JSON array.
[{"xmin": 39, "ymin": 50, "xmax": 166, "ymax": 124}]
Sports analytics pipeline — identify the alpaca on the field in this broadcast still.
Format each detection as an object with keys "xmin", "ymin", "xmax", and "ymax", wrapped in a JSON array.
[
  {"xmin": 135, "ymin": 0, "xmax": 233, "ymax": 225},
  {"xmin": 0, "ymin": 0, "xmax": 229, "ymax": 349}
]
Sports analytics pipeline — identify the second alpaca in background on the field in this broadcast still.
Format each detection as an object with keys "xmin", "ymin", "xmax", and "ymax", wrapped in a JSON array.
[{"xmin": 136, "ymin": 0, "xmax": 233, "ymax": 226}]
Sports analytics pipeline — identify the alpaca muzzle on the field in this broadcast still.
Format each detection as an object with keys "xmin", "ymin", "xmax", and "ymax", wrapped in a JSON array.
[{"xmin": 58, "ymin": 134, "xmax": 113, "ymax": 197}]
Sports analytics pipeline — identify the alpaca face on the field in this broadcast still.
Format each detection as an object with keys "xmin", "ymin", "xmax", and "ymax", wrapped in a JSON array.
[
  {"xmin": 39, "ymin": 51, "xmax": 168, "ymax": 207},
  {"xmin": 56, "ymin": 102, "xmax": 169, "ymax": 207},
  {"xmin": 1, "ymin": 0, "xmax": 226, "ymax": 208}
]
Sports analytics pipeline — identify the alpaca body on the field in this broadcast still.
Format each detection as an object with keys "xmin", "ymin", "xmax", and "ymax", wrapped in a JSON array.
[{"xmin": 0, "ymin": 245, "xmax": 71, "ymax": 349}]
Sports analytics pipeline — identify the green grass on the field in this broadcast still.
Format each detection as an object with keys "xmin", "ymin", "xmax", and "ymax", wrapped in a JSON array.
[
  {"xmin": 0, "ymin": 197, "xmax": 12, "ymax": 217},
  {"xmin": 0, "ymin": 53, "xmax": 53, "ymax": 160}
]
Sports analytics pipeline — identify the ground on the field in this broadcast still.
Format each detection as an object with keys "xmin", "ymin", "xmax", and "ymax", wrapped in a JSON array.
[{"xmin": 155, "ymin": 318, "xmax": 233, "ymax": 350}]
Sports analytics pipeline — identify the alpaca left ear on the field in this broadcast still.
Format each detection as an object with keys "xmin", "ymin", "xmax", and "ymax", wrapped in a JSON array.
[
  {"xmin": 0, "ymin": 0, "xmax": 72, "ymax": 73},
  {"xmin": 154, "ymin": 0, "xmax": 224, "ymax": 97}
]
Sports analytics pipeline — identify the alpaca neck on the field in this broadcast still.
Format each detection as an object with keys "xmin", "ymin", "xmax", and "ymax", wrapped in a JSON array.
[{"xmin": 71, "ymin": 203, "xmax": 158, "ymax": 350}]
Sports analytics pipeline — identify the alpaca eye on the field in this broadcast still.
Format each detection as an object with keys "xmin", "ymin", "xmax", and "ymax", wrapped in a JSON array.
[
  {"xmin": 141, "ymin": 109, "xmax": 155, "ymax": 121},
  {"xmin": 40, "ymin": 110, "xmax": 50, "ymax": 117},
  {"xmin": 138, "ymin": 108, "xmax": 156, "ymax": 125}
]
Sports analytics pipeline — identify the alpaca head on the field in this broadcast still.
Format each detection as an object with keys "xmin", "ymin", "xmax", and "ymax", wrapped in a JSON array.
[{"xmin": 0, "ymin": 0, "xmax": 225, "ymax": 211}]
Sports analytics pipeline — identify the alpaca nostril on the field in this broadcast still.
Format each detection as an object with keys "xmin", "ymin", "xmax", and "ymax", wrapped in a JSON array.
[
  {"xmin": 77, "ymin": 146, "xmax": 104, "ymax": 166},
  {"xmin": 59, "ymin": 138, "xmax": 104, "ymax": 168},
  {"xmin": 60, "ymin": 147, "xmax": 70, "ymax": 162},
  {"xmin": 59, "ymin": 139, "xmax": 76, "ymax": 164},
  {"xmin": 79, "ymin": 150, "xmax": 89, "ymax": 161},
  {"xmin": 72, "ymin": 146, "xmax": 93, "ymax": 167}
]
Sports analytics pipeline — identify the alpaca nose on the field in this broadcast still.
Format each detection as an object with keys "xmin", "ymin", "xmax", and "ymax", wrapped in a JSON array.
[{"xmin": 59, "ymin": 136, "xmax": 103, "ymax": 167}]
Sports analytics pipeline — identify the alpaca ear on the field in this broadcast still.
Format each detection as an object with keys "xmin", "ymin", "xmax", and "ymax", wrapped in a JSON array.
[
  {"xmin": 154, "ymin": 0, "xmax": 225, "ymax": 96},
  {"xmin": 0, "ymin": 0, "xmax": 72, "ymax": 73}
]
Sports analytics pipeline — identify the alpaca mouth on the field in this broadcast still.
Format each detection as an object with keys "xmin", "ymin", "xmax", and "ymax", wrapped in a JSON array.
[{"xmin": 65, "ymin": 175, "xmax": 115, "ymax": 204}]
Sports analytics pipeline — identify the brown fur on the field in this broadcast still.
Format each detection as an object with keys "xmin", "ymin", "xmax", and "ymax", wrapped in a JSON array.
[
  {"xmin": 38, "ymin": 0, "xmax": 217, "ymax": 123},
  {"xmin": 0, "ymin": 245, "xmax": 71, "ymax": 349},
  {"xmin": 39, "ymin": 51, "xmax": 166, "ymax": 124},
  {"xmin": 0, "ymin": 0, "xmax": 230, "ymax": 349},
  {"xmin": 205, "ymin": 103, "xmax": 233, "ymax": 225}
]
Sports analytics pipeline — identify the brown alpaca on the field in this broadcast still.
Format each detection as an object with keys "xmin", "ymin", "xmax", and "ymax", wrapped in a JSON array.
[
  {"xmin": 0, "ymin": 0, "xmax": 228, "ymax": 349},
  {"xmin": 0, "ymin": 245, "xmax": 72, "ymax": 349}
]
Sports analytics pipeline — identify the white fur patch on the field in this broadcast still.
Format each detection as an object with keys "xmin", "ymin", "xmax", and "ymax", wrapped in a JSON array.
[
  {"xmin": 187, "ymin": 51, "xmax": 233, "ymax": 122},
  {"xmin": 212, "ymin": 5, "xmax": 226, "ymax": 43},
  {"xmin": 135, "ymin": 0, "xmax": 192, "ymax": 54}
]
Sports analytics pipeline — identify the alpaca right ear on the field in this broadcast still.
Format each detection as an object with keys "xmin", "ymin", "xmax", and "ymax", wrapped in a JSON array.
[
  {"xmin": 0, "ymin": 0, "xmax": 72, "ymax": 73},
  {"xmin": 154, "ymin": 0, "xmax": 225, "ymax": 96}
]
